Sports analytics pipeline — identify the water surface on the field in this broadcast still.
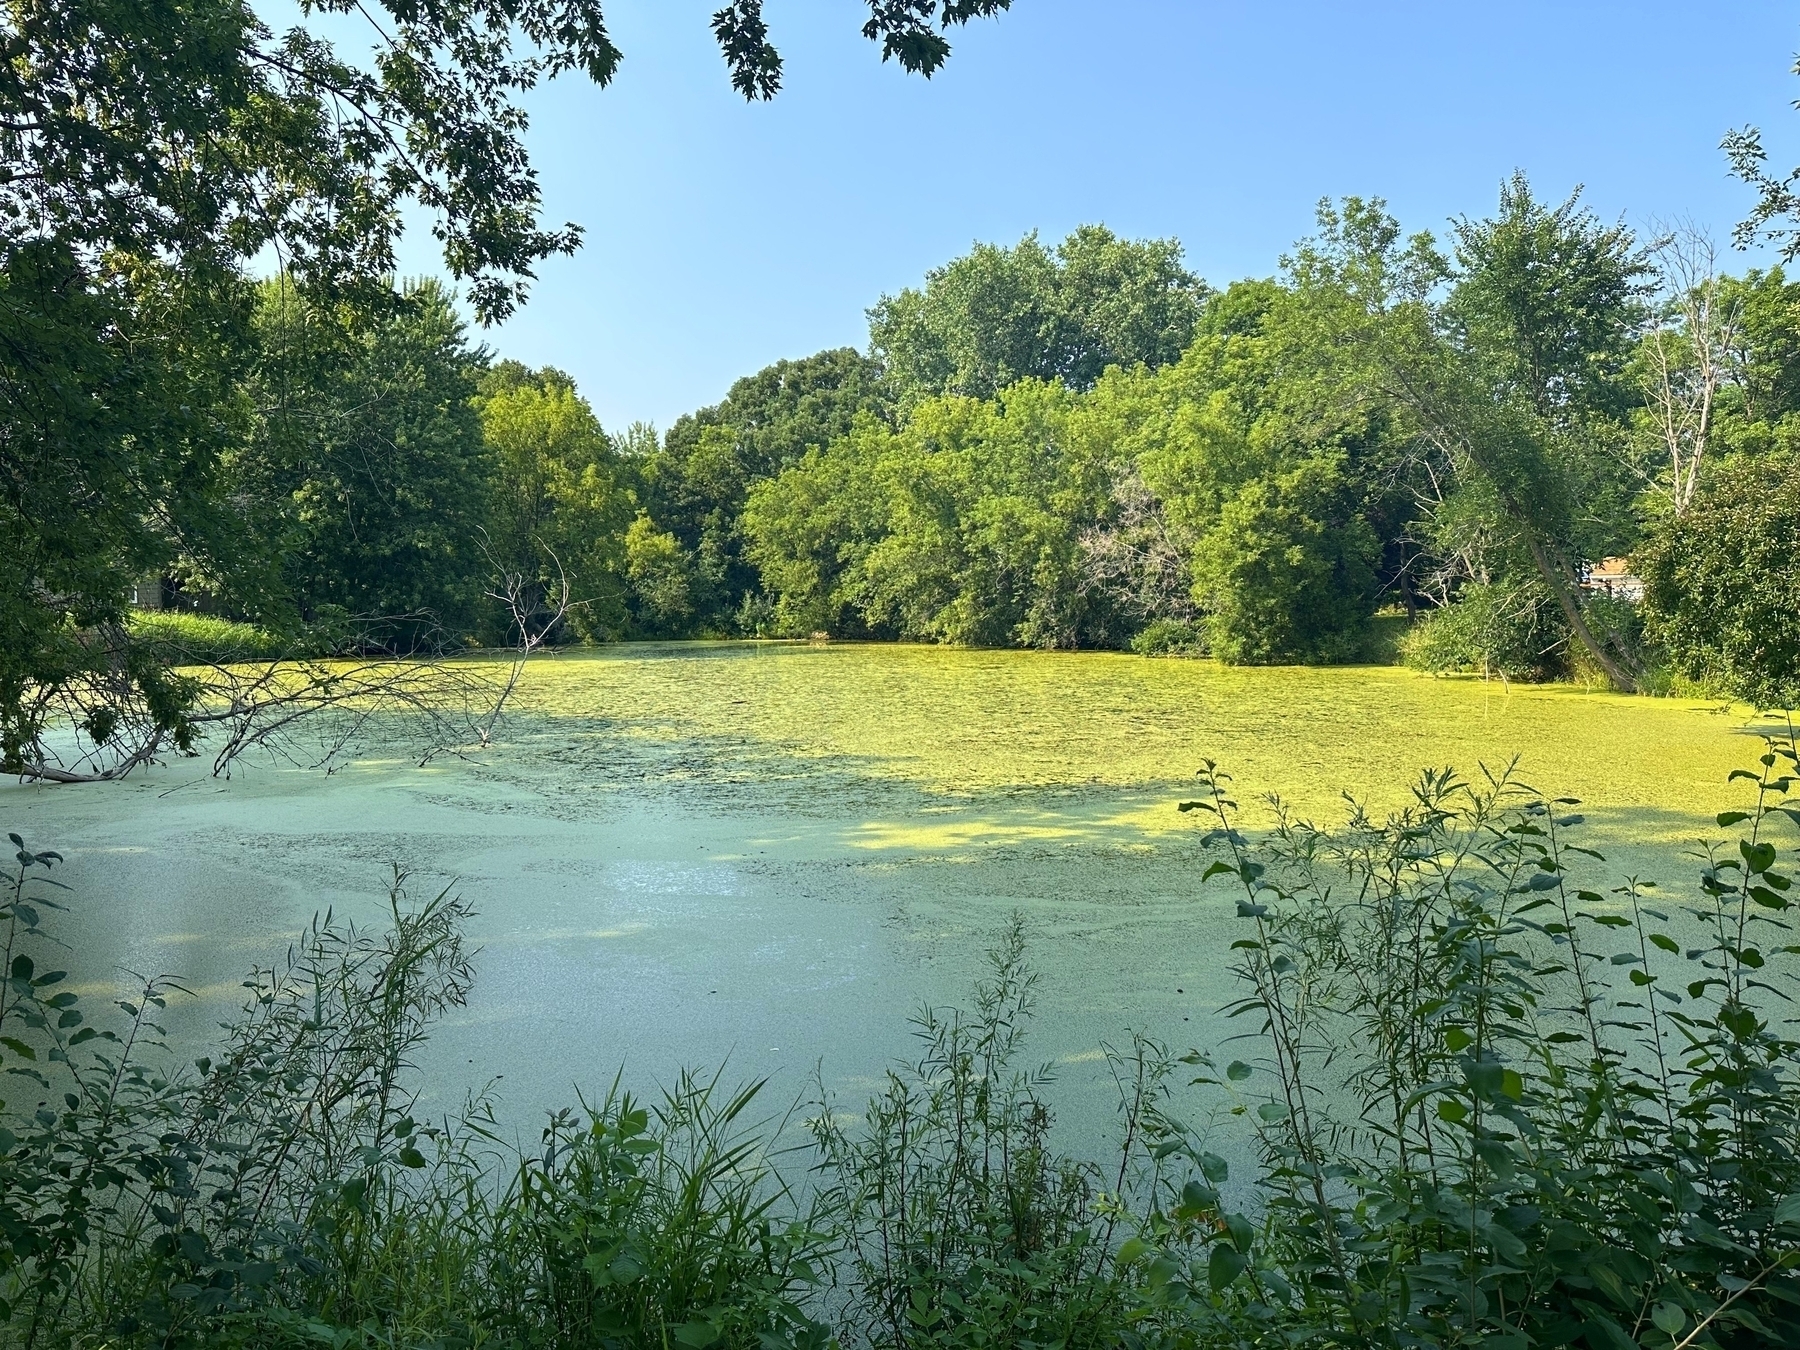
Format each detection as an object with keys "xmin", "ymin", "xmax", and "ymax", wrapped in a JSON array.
[{"xmin": 1, "ymin": 643, "xmax": 1766, "ymax": 1151}]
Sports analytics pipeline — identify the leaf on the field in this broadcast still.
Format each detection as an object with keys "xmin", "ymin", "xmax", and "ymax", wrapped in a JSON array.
[
  {"xmin": 1437, "ymin": 1099, "xmax": 1468, "ymax": 1123},
  {"xmin": 1717, "ymin": 810, "xmax": 1751, "ymax": 827},
  {"xmin": 1774, "ymin": 1192, "xmax": 1800, "ymax": 1228},
  {"xmin": 1225, "ymin": 1060, "xmax": 1252, "ymax": 1082},
  {"xmin": 1256, "ymin": 1101, "xmax": 1289, "ymax": 1123},
  {"xmin": 1741, "ymin": 839, "xmax": 1777, "ymax": 873},
  {"xmin": 674, "ymin": 1322, "xmax": 720, "ymax": 1348},
  {"xmin": 1651, "ymin": 1302, "xmax": 1686, "ymax": 1336},
  {"xmin": 1207, "ymin": 1244, "xmax": 1246, "ymax": 1291},
  {"xmin": 1501, "ymin": 1069, "xmax": 1524, "ymax": 1100}
]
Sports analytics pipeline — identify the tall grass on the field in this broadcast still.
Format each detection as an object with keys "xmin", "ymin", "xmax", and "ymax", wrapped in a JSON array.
[{"xmin": 2, "ymin": 732, "xmax": 1798, "ymax": 1348}]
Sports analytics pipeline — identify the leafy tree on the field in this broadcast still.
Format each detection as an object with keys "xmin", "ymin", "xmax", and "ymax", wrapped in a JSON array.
[
  {"xmin": 477, "ymin": 364, "xmax": 634, "ymax": 643},
  {"xmin": 2, "ymin": 0, "xmax": 1013, "ymax": 775},
  {"xmin": 1190, "ymin": 458, "xmax": 1380, "ymax": 664},
  {"xmin": 651, "ymin": 348, "xmax": 891, "ymax": 632},
  {"xmin": 1639, "ymin": 452, "xmax": 1800, "ymax": 707},
  {"xmin": 624, "ymin": 514, "xmax": 697, "ymax": 634},
  {"xmin": 245, "ymin": 282, "xmax": 493, "ymax": 649},
  {"xmin": 745, "ymin": 382, "xmax": 1116, "ymax": 646},
  {"xmin": 1286, "ymin": 181, "xmax": 1650, "ymax": 688},
  {"xmin": 869, "ymin": 226, "xmax": 1208, "ymax": 407}
]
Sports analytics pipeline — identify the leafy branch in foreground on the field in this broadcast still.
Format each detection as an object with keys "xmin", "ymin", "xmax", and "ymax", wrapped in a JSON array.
[{"xmin": 1178, "ymin": 735, "xmax": 1800, "ymax": 1347}]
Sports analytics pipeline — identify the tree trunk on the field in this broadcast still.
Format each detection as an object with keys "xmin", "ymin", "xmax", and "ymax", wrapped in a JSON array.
[{"xmin": 1521, "ymin": 532, "xmax": 1638, "ymax": 692}]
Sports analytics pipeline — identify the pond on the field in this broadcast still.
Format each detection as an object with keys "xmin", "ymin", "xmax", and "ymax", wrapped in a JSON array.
[{"xmin": 0, "ymin": 642, "xmax": 1771, "ymax": 1157}]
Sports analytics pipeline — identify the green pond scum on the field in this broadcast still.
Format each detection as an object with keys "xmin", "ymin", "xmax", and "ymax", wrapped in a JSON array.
[{"xmin": 0, "ymin": 645, "xmax": 1777, "ymax": 1152}]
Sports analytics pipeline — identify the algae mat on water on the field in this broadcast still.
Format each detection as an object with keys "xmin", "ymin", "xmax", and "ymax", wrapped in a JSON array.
[
  {"xmin": 0, "ymin": 642, "xmax": 1772, "ymax": 1157},
  {"xmin": 506, "ymin": 642, "xmax": 1756, "ymax": 848}
]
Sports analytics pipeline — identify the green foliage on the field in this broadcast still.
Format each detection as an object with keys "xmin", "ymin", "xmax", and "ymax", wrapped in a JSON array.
[
  {"xmin": 625, "ymin": 514, "xmax": 698, "ymax": 633},
  {"xmin": 1400, "ymin": 580, "xmax": 1569, "ymax": 681},
  {"xmin": 745, "ymin": 381, "xmax": 1122, "ymax": 646},
  {"xmin": 1178, "ymin": 738, "xmax": 1800, "ymax": 1346},
  {"xmin": 1640, "ymin": 452, "xmax": 1800, "ymax": 708},
  {"xmin": 650, "ymin": 349, "xmax": 892, "ymax": 634},
  {"xmin": 241, "ymin": 281, "xmax": 492, "ymax": 650},
  {"xmin": 811, "ymin": 918, "xmax": 1164, "ymax": 1350},
  {"xmin": 476, "ymin": 364, "xmax": 635, "ymax": 643},
  {"xmin": 126, "ymin": 614, "xmax": 289, "ymax": 666},
  {"xmin": 1191, "ymin": 458, "xmax": 1380, "ymax": 664},
  {"xmin": 1130, "ymin": 619, "xmax": 1210, "ymax": 658},
  {"xmin": 870, "ymin": 225, "xmax": 1208, "ymax": 408}
]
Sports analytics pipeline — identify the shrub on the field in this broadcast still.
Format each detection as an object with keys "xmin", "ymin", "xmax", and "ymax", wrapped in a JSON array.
[
  {"xmin": 1130, "ymin": 618, "xmax": 1210, "ymax": 658},
  {"xmin": 1399, "ymin": 579, "xmax": 1569, "ymax": 682},
  {"xmin": 1191, "ymin": 460, "xmax": 1380, "ymax": 665},
  {"xmin": 1640, "ymin": 453, "xmax": 1800, "ymax": 709},
  {"xmin": 126, "ymin": 612, "xmax": 289, "ymax": 665},
  {"xmin": 1174, "ymin": 742, "xmax": 1800, "ymax": 1346}
]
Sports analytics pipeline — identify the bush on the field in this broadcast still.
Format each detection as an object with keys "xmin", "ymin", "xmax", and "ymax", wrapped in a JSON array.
[
  {"xmin": 1173, "ymin": 746, "xmax": 1800, "ymax": 1345},
  {"xmin": 1130, "ymin": 618, "xmax": 1210, "ymax": 658},
  {"xmin": 1399, "ymin": 579, "xmax": 1569, "ymax": 681},
  {"xmin": 126, "ymin": 612, "xmax": 289, "ymax": 665},
  {"xmin": 1191, "ymin": 460, "xmax": 1380, "ymax": 665},
  {"xmin": 1640, "ymin": 453, "xmax": 1800, "ymax": 709}
]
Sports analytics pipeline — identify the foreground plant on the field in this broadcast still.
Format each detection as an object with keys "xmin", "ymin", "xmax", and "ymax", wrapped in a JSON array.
[{"xmin": 1177, "ymin": 737, "xmax": 1800, "ymax": 1347}]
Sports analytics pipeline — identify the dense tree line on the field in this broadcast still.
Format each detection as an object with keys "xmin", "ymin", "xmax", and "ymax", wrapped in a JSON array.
[
  {"xmin": 65, "ymin": 203, "xmax": 1800, "ymax": 719},
  {"xmin": 521, "ymin": 201, "xmax": 1793, "ymax": 707}
]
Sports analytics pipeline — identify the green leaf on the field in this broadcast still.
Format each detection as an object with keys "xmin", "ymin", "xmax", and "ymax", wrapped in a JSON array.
[
  {"xmin": 1773, "ymin": 1192, "xmax": 1800, "ymax": 1228},
  {"xmin": 674, "ymin": 1322, "xmax": 719, "ymax": 1348},
  {"xmin": 1225, "ymin": 1060, "xmax": 1252, "ymax": 1081},
  {"xmin": 1742, "ymin": 840, "xmax": 1777, "ymax": 873},
  {"xmin": 1437, "ymin": 1099, "xmax": 1468, "ymax": 1123},
  {"xmin": 1717, "ymin": 810, "xmax": 1751, "ymax": 827},
  {"xmin": 1256, "ymin": 1101, "xmax": 1289, "ymax": 1123},
  {"xmin": 1115, "ymin": 1236, "xmax": 1148, "ymax": 1265},
  {"xmin": 1207, "ymin": 1244, "xmax": 1246, "ymax": 1291},
  {"xmin": 1651, "ymin": 1302, "xmax": 1686, "ymax": 1336}
]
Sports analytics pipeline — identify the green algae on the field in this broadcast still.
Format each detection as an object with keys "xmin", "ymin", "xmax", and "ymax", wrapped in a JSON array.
[{"xmin": 0, "ymin": 643, "xmax": 1770, "ymax": 1153}]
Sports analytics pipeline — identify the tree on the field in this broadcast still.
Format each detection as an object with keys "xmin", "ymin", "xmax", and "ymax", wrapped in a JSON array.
[
  {"xmin": 1639, "ymin": 452, "xmax": 1800, "ymax": 708},
  {"xmin": 1190, "ymin": 458, "xmax": 1380, "ymax": 664},
  {"xmin": 651, "ymin": 348, "xmax": 891, "ymax": 632},
  {"xmin": 1634, "ymin": 226, "xmax": 1740, "ymax": 517},
  {"xmin": 2, "ymin": 0, "xmax": 1014, "ymax": 776},
  {"xmin": 1286, "ymin": 182, "xmax": 1650, "ymax": 689},
  {"xmin": 869, "ymin": 226, "xmax": 1209, "ymax": 407},
  {"xmin": 477, "ymin": 364, "xmax": 634, "ymax": 643}
]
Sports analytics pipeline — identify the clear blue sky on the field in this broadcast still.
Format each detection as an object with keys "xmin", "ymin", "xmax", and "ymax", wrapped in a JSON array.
[{"xmin": 371, "ymin": 1, "xmax": 1800, "ymax": 432}]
